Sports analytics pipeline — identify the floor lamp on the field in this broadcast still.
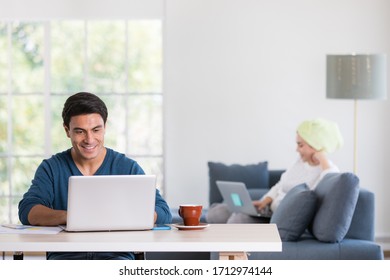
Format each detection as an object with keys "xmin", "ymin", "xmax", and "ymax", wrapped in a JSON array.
[{"xmin": 326, "ymin": 54, "xmax": 387, "ymax": 174}]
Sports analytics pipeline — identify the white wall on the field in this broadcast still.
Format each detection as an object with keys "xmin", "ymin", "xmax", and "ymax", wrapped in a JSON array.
[
  {"xmin": 164, "ymin": 0, "xmax": 390, "ymax": 242},
  {"xmin": 2, "ymin": 0, "xmax": 389, "ymax": 244}
]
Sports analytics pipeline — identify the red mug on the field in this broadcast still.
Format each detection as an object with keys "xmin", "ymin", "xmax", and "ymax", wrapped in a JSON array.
[{"xmin": 178, "ymin": 205, "xmax": 202, "ymax": 226}]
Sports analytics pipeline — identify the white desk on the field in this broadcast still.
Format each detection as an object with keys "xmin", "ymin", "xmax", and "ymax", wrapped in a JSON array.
[{"xmin": 0, "ymin": 224, "xmax": 281, "ymax": 260}]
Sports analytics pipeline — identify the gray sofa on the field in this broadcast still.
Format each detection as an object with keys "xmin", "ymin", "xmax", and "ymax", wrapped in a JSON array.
[
  {"xmin": 211, "ymin": 186, "xmax": 383, "ymax": 260},
  {"xmin": 146, "ymin": 162, "xmax": 383, "ymax": 260}
]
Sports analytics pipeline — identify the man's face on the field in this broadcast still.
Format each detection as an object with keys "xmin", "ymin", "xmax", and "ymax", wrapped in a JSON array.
[{"xmin": 64, "ymin": 113, "xmax": 106, "ymax": 161}]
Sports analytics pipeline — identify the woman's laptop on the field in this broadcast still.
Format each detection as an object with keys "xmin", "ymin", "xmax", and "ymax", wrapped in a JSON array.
[
  {"xmin": 60, "ymin": 175, "xmax": 156, "ymax": 232},
  {"xmin": 216, "ymin": 180, "xmax": 272, "ymax": 218}
]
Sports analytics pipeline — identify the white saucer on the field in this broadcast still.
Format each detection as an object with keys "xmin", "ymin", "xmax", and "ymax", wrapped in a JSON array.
[{"xmin": 172, "ymin": 223, "xmax": 209, "ymax": 230}]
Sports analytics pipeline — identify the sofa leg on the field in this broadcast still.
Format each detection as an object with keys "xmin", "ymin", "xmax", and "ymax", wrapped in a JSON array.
[
  {"xmin": 219, "ymin": 252, "xmax": 248, "ymax": 260},
  {"xmin": 13, "ymin": 252, "xmax": 24, "ymax": 260},
  {"xmin": 134, "ymin": 252, "xmax": 145, "ymax": 260}
]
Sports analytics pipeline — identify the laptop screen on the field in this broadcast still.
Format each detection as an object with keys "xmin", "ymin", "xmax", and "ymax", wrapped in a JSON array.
[{"xmin": 65, "ymin": 175, "xmax": 156, "ymax": 231}]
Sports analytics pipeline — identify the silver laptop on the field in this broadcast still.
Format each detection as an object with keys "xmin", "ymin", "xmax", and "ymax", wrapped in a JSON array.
[
  {"xmin": 61, "ymin": 175, "xmax": 156, "ymax": 232},
  {"xmin": 216, "ymin": 181, "xmax": 272, "ymax": 218}
]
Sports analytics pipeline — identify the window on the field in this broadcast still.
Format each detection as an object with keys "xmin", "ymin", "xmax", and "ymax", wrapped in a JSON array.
[{"xmin": 0, "ymin": 20, "xmax": 163, "ymax": 224}]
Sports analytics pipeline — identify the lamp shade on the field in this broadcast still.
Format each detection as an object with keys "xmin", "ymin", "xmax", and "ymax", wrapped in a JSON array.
[{"xmin": 326, "ymin": 54, "xmax": 387, "ymax": 100}]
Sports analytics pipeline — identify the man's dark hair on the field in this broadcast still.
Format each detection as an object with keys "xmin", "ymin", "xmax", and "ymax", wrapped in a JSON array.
[{"xmin": 62, "ymin": 92, "xmax": 108, "ymax": 127}]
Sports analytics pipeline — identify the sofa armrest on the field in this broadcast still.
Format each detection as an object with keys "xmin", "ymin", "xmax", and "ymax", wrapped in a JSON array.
[{"xmin": 345, "ymin": 188, "xmax": 375, "ymax": 241}]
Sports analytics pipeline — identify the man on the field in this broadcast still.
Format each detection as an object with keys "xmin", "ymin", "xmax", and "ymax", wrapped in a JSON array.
[{"xmin": 18, "ymin": 92, "xmax": 172, "ymax": 260}]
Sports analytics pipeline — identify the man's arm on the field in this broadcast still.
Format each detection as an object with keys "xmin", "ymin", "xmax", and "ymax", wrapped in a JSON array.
[
  {"xmin": 154, "ymin": 189, "xmax": 172, "ymax": 224},
  {"xmin": 28, "ymin": 205, "xmax": 67, "ymax": 226}
]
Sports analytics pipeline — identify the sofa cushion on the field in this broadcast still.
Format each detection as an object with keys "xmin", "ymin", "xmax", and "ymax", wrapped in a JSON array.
[
  {"xmin": 208, "ymin": 161, "xmax": 269, "ymax": 205},
  {"xmin": 270, "ymin": 183, "xmax": 317, "ymax": 241},
  {"xmin": 311, "ymin": 172, "xmax": 359, "ymax": 243}
]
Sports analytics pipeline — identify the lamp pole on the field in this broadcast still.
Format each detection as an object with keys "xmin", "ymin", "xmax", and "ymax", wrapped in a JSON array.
[{"xmin": 353, "ymin": 99, "xmax": 357, "ymax": 174}]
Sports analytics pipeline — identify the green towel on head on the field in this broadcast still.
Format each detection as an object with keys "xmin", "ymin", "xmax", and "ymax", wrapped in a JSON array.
[{"xmin": 297, "ymin": 118, "xmax": 343, "ymax": 153}]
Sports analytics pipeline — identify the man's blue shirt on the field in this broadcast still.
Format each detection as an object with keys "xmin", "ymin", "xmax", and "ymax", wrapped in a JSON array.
[
  {"xmin": 19, "ymin": 148, "xmax": 172, "ymax": 225},
  {"xmin": 18, "ymin": 147, "xmax": 172, "ymax": 260}
]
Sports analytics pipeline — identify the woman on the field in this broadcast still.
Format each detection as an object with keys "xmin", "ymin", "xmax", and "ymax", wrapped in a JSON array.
[{"xmin": 206, "ymin": 118, "xmax": 344, "ymax": 224}]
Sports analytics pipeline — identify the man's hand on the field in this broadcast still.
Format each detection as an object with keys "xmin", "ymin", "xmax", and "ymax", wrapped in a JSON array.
[{"xmin": 28, "ymin": 205, "xmax": 67, "ymax": 226}]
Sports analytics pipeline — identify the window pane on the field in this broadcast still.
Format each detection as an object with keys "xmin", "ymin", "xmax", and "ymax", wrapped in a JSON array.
[
  {"xmin": 0, "ymin": 22, "xmax": 7, "ymax": 93},
  {"xmin": 51, "ymin": 95, "xmax": 70, "ymax": 152},
  {"xmin": 104, "ymin": 95, "xmax": 126, "ymax": 152},
  {"xmin": 12, "ymin": 95, "xmax": 45, "ymax": 154},
  {"xmin": 12, "ymin": 157, "xmax": 42, "ymax": 195},
  {"xmin": 127, "ymin": 95, "xmax": 162, "ymax": 155},
  {"xmin": 0, "ymin": 158, "xmax": 8, "ymax": 196},
  {"xmin": 128, "ymin": 21, "xmax": 162, "ymax": 93},
  {"xmin": 0, "ymin": 197, "xmax": 9, "ymax": 224},
  {"xmin": 11, "ymin": 22, "xmax": 44, "ymax": 93},
  {"xmin": 0, "ymin": 96, "xmax": 7, "ymax": 153},
  {"xmin": 51, "ymin": 21, "xmax": 85, "ymax": 93},
  {"xmin": 134, "ymin": 156, "xmax": 163, "ymax": 192},
  {"xmin": 87, "ymin": 21, "xmax": 126, "ymax": 93},
  {"xmin": 11, "ymin": 196, "xmax": 22, "ymax": 224}
]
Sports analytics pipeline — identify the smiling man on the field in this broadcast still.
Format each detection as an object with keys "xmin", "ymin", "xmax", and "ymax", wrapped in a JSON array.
[{"xmin": 18, "ymin": 92, "xmax": 172, "ymax": 260}]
